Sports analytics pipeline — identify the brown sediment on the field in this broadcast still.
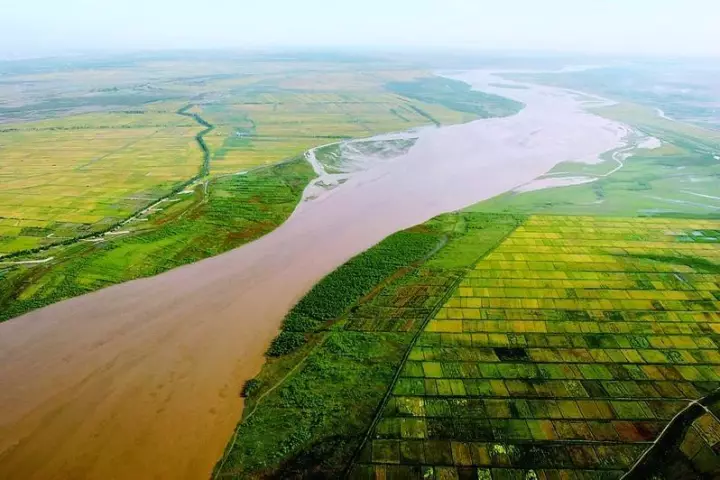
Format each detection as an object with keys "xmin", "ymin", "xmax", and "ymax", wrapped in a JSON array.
[{"xmin": 0, "ymin": 72, "xmax": 631, "ymax": 480}]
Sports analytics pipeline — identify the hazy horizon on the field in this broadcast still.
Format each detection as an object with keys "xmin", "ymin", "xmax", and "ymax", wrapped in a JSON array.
[{"xmin": 3, "ymin": 0, "xmax": 720, "ymax": 59}]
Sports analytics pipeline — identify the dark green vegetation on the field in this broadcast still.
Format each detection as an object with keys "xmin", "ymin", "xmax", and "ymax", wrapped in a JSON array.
[
  {"xmin": 268, "ymin": 229, "xmax": 442, "ymax": 357},
  {"xmin": 213, "ymin": 213, "xmax": 524, "ymax": 478},
  {"xmin": 177, "ymin": 104, "xmax": 214, "ymax": 176},
  {"xmin": 624, "ymin": 389, "xmax": 720, "ymax": 479},
  {"xmin": 0, "ymin": 158, "xmax": 314, "ymax": 321},
  {"xmin": 386, "ymin": 77, "xmax": 524, "ymax": 121}
]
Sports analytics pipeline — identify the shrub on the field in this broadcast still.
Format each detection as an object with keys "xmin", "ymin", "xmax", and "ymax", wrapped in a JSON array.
[
  {"xmin": 241, "ymin": 378, "xmax": 261, "ymax": 398},
  {"xmin": 267, "ymin": 331, "xmax": 306, "ymax": 357}
]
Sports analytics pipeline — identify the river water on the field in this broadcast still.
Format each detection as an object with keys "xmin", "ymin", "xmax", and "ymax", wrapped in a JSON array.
[{"xmin": 0, "ymin": 71, "xmax": 630, "ymax": 479}]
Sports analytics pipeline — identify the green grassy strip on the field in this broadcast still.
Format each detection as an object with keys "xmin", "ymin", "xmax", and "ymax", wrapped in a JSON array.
[
  {"xmin": 177, "ymin": 104, "xmax": 214, "ymax": 176},
  {"xmin": 267, "ymin": 230, "xmax": 443, "ymax": 357},
  {"xmin": 386, "ymin": 76, "xmax": 524, "ymax": 119}
]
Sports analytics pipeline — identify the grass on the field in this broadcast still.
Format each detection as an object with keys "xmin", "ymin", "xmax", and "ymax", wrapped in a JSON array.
[
  {"xmin": 386, "ymin": 76, "xmax": 524, "ymax": 120},
  {"xmin": 0, "ymin": 157, "xmax": 315, "ymax": 322},
  {"xmin": 469, "ymin": 104, "xmax": 720, "ymax": 219}
]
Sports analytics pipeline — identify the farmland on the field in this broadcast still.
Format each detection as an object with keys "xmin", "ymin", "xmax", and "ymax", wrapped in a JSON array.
[
  {"xmin": 355, "ymin": 215, "xmax": 720, "ymax": 478},
  {"xmin": 0, "ymin": 108, "xmax": 202, "ymax": 253},
  {"xmin": 0, "ymin": 157, "xmax": 314, "ymax": 321},
  {"xmin": 217, "ymin": 213, "xmax": 720, "ymax": 479}
]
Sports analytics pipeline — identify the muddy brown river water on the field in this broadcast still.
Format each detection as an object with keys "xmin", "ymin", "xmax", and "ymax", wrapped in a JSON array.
[{"xmin": 0, "ymin": 72, "xmax": 630, "ymax": 479}]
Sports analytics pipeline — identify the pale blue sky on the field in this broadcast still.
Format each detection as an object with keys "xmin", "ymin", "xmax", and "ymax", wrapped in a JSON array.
[{"xmin": 2, "ymin": 0, "xmax": 719, "ymax": 57}]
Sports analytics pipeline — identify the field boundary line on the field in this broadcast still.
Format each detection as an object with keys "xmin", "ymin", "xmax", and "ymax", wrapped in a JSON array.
[
  {"xmin": 342, "ymin": 216, "xmax": 525, "ymax": 478},
  {"xmin": 621, "ymin": 387, "xmax": 720, "ymax": 479}
]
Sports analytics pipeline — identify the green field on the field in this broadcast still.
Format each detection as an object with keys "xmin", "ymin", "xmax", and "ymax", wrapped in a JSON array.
[
  {"xmin": 355, "ymin": 215, "xmax": 720, "ymax": 479},
  {"xmin": 0, "ymin": 157, "xmax": 314, "ymax": 321},
  {"xmin": 471, "ymin": 103, "xmax": 720, "ymax": 219}
]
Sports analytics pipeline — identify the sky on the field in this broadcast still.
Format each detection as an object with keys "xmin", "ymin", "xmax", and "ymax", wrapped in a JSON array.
[{"xmin": 2, "ymin": 0, "xmax": 719, "ymax": 58}]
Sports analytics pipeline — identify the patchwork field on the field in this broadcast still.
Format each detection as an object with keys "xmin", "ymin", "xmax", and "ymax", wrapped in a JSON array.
[
  {"xmin": 354, "ymin": 216, "xmax": 720, "ymax": 479},
  {"xmin": 218, "ymin": 214, "xmax": 720, "ymax": 479}
]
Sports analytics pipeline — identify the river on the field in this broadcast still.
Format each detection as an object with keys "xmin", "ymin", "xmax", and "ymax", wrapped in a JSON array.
[{"xmin": 0, "ymin": 71, "xmax": 630, "ymax": 479}]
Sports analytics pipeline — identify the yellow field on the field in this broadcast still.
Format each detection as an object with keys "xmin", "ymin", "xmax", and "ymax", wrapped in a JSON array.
[{"xmin": 0, "ymin": 108, "xmax": 202, "ymax": 253}]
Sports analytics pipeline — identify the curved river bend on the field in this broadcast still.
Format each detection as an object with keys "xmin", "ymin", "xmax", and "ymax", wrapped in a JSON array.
[{"xmin": 0, "ymin": 72, "xmax": 629, "ymax": 479}]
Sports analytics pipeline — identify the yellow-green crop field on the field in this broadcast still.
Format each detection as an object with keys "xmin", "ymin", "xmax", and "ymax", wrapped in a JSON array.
[
  {"xmin": 353, "ymin": 215, "xmax": 720, "ymax": 479},
  {"xmin": 200, "ymin": 85, "xmax": 474, "ymax": 176},
  {"xmin": 0, "ymin": 109, "xmax": 202, "ymax": 254}
]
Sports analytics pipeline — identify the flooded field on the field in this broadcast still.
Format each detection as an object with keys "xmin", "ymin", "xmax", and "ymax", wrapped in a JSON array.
[{"xmin": 0, "ymin": 72, "xmax": 631, "ymax": 479}]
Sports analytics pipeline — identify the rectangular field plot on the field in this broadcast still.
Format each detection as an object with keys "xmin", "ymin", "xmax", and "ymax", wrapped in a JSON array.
[{"xmin": 352, "ymin": 215, "xmax": 720, "ymax": 479}]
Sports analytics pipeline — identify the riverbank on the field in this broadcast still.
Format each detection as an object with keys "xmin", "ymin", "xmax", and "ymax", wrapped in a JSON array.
[{"xmin": 0, "ymin": 71, "xmax": 630, "ymax": 479}]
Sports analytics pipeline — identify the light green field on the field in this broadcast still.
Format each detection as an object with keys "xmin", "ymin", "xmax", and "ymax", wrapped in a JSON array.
[
  {"xmin": 353, "ymin": 215, "xmax": 720, "ymax": 478},
  {"xmin": 470, "ymin": 103, "xmax": 720, "ymax": 219}
]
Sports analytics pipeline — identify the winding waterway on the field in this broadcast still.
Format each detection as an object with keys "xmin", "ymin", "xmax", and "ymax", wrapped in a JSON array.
[{"xmin": 0, "ymin": 71, "xmax": 631, "ymax": 479}]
